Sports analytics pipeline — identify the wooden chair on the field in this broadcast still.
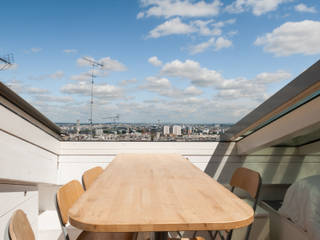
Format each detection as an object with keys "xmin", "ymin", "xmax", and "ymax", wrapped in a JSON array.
[
  {"xmin": 82, "ymin": 166, "xmax": 103, "ymax": 191},
  {"xmin": 9, "ymin": 209, "xmax": 35, "ymax": 240},
  {"xmin": 197, "ymin": 167, "xmax": 262, "ymax": 240},
  {"xmin": 56, "ymin": 180, "xmax": 136, "ymax": 240}
]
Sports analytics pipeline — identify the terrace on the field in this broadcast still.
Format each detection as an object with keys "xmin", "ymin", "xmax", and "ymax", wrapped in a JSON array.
[{"xmin": 1, "ymin": 60, "xmax": 320, "ymax": 240}]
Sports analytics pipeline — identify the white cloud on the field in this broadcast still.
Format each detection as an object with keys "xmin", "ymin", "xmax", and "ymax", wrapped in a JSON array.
[
  {"xmin": 70, "ymin": 72, "xmax": 92, "ymax": 82},
  {"xmin": 294, "ymin": 4, "xmax": 316, "ymax": 13},
  {"xmin": 142, "ymin": 76, "xmax": 172, "ymax": 90},
  {"xmin": 161, "ymin": 59, "xmax": 223, "ymax": 87},
  {"xmin": 148, "ymin": 17, "xmax": 196, "ymax": 38},
  {"xmin": 33, "ymin": 94, "xmax": 74, "ymax": 103},
  {"xmin": 214, "ymin": 37, "xmax": 232, "ymax": 51},
  {"xmin": 148, "ymin": 18, "xmax": 236, "ymax": 38},
  {"xmin": 5, "ymin": 80, "xmax": 50, "ymax": 95},
  {"xmin": 77, "ymin": 56, "xmax": 127, "ymax": 72},
  {"xmin": 138, "ymin": 0, "xmax": 222, "ymax": 19},
  {"xmin": 226, "ymin": 0, "xmax": 288, "ymax": 16},
  {"xmin": 183, "ymin": 85, "xmax": 203, "ymax": 95},
  {"xmin": 148, "ymin": 56, "xmax": 163, "ymax": 66},
  {"xmin": 190, "ymin": 38, "xmax": 216, "ymax": 54},
  {"xmin": 50, "ymin": 70, "xmax": 64, "ymax": 79},
  {"xmin": 190, "ymin": 36, "xmax": 232, "ymax": 54},
  {"xmin": 255, "ymin": 20, "xmax": 320, "ymax": 56},
  {"xmin": 61, "ymin": 81, "xmax": 123, "ymax": 99},
  {"xmin": 63, "ymin": 49, "xmax": 78, "ymax": 54},
  {"xmin": 254, "ymin": 70, "xmax": 291, "ymax": 83}
]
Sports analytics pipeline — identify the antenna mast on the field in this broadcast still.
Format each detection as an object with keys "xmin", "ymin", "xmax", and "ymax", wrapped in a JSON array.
[
  {"xmin": 0, "ymin": 54, "xmax": 14, "ymax": 71},
  {"xmin": 82, "ymin": 57, "xmax": 104, "ymax": 139}
]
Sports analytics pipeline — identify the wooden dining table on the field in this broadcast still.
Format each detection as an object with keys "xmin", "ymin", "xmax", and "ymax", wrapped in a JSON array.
[{"xmin": 69, "ymin": 153, "xmax": 254, "ymax": 240}]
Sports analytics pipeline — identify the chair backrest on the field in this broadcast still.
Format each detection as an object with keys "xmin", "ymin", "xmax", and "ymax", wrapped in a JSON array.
[
  {"xmin": 82, "ymin": 166, "xmax": 103, "ymax": 190},
  {"xmin": 56, "ymin": 180, "xmax": 84, "ymax": 226},
  {"xmin": 9, "ymin": 209, "xmax": 35, "ymax": 240},
  {"xmin": 230, "ymin": 167, "xmax": 262, "ymax": 199}
]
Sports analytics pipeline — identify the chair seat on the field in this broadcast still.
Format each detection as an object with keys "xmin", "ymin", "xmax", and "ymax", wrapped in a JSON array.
[{"xmin": 77, "ymin": 231, "xmax": 135, "ymax": 240}]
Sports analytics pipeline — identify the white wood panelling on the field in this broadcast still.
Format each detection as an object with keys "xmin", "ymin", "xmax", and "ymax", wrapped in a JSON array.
[
  {"xmin": 0, "ymin": 105, "xmax": 60, "ymax": 154},
  {"xmin": 58, "ymin": 142, "xmax": 217, "ymax": 184},
  {"xmin": 0, "ymin": 131, "xmax": 57, "ymax": 183},
  {"xmin": 60, "ymin": 142, "xmax": 217, "ymax": 155},
  {"xmin": 0, "ymin": 185, "xmax": 38, "ymax": 240}
]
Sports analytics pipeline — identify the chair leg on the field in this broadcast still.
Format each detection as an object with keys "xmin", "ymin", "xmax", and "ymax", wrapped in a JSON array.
[
  {"xmin": 244, "ymin": 223, "xmax": 252, "ymax": 240},
  {"xmin": 192, "ymin": 231, "xmax": 198, "ymax": 238},
  {"xmin": 226, "ymin": 230, "xmax": 233, "ymax": 240},
  {"xmin": 209, "ymin": 231, "xmax": 219, "ymax": 240}
]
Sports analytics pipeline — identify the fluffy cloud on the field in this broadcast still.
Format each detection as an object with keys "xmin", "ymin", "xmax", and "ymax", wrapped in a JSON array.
[
  {"xmin": 61, "ymin": 81, "xmax": 123, "ymax": 99},
  {"xmin": 148, "ymin": 17, "xmax": 196, "ymax": 38},
  {"xmin": 161, "ymin": 59, "xmax": 223, "ymax": 87},
  {"xmin": 148, "ymin": 18, "xmax": 236, "ymax": 38},
  {"xmin": 138, "ymin": 0, "xmax": 221, "ymax": 19},
  {"xmin": 148, "ymin": 56, "xmax": 163, "ymax": 66},
  {"xmin": 77, "ymin": 56, "xmax": 127, "ymax": 72},
  {"xmin": 255, "ymin": 20, "xmax": 320, "ymax": 56},
  {"xmin": 294, "ymin": 4, "xmax": 316, "ymax": 13},
  {"xmin": 190, "ymin": 38, "xmax": 216, "ymax": 54},
  {"xmin": 215, "ymin": 37, "xmax": 232, "ymax": 50},
  {"xmin": 63, "ymin": 49, "xmax": 78, "ymax": 54},
  {"xmin": 5, "ymin": 80, "xmax": 49, "ymax": 95},
  {"xmin": 226, "ymin": 0, "xmax": 288, "ymax": 16},
  {"xmin": 190, "ymin": 36, "xmax": 232, "ymax": 54},
  {"xmin": 141, "ymin": 76, "xmax": 172, "ymax": 90},
  {"xmin": 158, "ymin": 58, "xmax": 291, "ymax": 102},
  {"xmin": 140, "ymin": 76, "xmax": 203, "ymax": 98},
  {"xmin": 254, "ymin": 70, "xmax": 291, "ymax": 83}
]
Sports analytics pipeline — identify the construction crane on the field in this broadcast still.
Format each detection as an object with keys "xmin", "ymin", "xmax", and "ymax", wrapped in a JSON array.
[
  {"xmin": 0, "ymin": 54, "xmax": 14, "ymax": 71},
  {"xmin": 81, "ymin": 57, "xmax": 104, "ymax": 138},
  {"xmin": 103, "ymin": 114, "xmax": 120, "ymax": 123}
]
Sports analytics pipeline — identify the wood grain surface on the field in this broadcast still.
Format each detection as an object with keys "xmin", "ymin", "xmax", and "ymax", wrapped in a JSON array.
[{"xmin": 69, "ymin": 154, "xmax": 253, "ymax": 232}]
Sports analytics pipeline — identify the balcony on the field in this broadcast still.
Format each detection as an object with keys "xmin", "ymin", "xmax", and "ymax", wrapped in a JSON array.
[{"xmin": 1, "ymin": 60, "xmax": 320, "ymax": 240}]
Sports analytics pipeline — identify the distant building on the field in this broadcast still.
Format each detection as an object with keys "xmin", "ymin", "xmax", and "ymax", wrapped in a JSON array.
[
  {"xmin": 172, "ymin": 125, "xmax": 182, "ymax": 136},
  {"xmin": 95, "ymin": 128, "xmax": 103, "ymax": 136},
  {"xmin": 163, "ymin": 125, "xmax": 170, "ymax": 135},
  {"xmin": 76, "ymin": 120, "xmax": 80, "ymax": 135}
]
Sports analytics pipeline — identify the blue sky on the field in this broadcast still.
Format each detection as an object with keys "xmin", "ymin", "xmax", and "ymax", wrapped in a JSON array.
[{"xmin": 1, "ymin": 0, "xmax": 320, "ymax": 124}]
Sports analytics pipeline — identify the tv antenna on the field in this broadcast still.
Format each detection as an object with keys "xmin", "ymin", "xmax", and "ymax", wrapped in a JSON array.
[
  {"xmin": 82, "ymin": 57, "xmax": 104, "ymax": 138},
  {"xmin": 0, "ymin": 54, "xmax": 14, "ymax": 71}
]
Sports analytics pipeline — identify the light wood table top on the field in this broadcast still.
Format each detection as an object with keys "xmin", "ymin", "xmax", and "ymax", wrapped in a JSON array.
[{"xmin": 69, "ymin": 153, "xmax": 253, "ymax": 232}]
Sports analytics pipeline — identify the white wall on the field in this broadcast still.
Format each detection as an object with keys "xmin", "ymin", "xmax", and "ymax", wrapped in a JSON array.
[
  {"xmin": 0, "ymin": 105, "xmax": 60, "ymax": 239},
  {"xmin": 0, "ymin": 105, "xmax": 59, "ymax": 183},
  {"xmin": 58, "ymin": 142, "xmax": 217, "ymax": 184},
  {"xmin": 0, "ymin": 184, "xmax": 38, "ymax": 240}
]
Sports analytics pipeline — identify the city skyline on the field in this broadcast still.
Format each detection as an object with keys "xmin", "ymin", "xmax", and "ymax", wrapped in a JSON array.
[{"xmin": 1, "ymin": 0, "xmax": 320, "ymax": 124}]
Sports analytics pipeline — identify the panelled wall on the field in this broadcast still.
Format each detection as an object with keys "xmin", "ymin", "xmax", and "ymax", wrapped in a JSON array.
[
  {"xmin": 58, "ymin": 142, "xmax": 218, "ymax": 184},
  {"xmin": 0, "ymin": 105, "xmax": 60, "ymax": 239}
]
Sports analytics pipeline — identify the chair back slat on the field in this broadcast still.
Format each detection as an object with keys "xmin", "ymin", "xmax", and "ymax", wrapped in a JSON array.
[
  {"xmin": 9, "ymin": 210, "xmax": 35, "ymax": 240},
  {"xmin": 82, "ymin": 166, "xmax": 103, "ymax": 190},
  {"xmin": 57, "ymin": 180, "xmax": 84, "ymax": 225},
  {"xmin": 230, "ymin": 167, "xmax": 261, "ymax": 199}
]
